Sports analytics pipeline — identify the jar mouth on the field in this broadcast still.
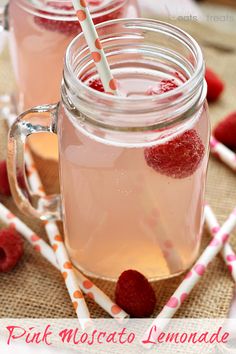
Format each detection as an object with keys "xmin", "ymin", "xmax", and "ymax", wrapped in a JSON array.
[
  {"xmin": 15, "ymin": 0, "xmax": 126, "ymax": 20},
  {"xmin": 63, "ymin": 18, "xmax": 206, "ymax": 131}
]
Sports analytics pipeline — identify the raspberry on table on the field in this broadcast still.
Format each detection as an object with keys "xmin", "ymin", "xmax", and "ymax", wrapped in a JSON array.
[
  {"xmin": 0, "ymin": 160, "xmax": 11, "ymax": 196},
  {"xmin": 205, "ymin": 68, "xmax": 224, "ymax": 103},
  {"xmin": 213, "ymin": 112, "xmax": 236, "ymax": 150},
  {"xmin": 0, "ymin": 227, "xmax": 24, "ymax": 272},
  {"xmin": 144, "ymin": 129, "xmax": 205, "ymax": 179},
  {"xmin": 115, "ymin": 269, "xmax": 156, "ymax": 317},
  {"xmin": 0, "ymin": 160, "xmax": 27, "ymax": 197}
]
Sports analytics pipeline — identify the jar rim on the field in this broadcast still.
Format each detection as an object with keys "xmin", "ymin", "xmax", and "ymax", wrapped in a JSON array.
[
  {"xmin": 12, "ymin": 0, "xmax": 127, "ymax": 20},
  {"xmin": 65, "ymin": 18, "xmax": 204, "ymax": 104},
  {"xmin": 63, "ymin": 18, "xmax": 206, "ymax": 133}
]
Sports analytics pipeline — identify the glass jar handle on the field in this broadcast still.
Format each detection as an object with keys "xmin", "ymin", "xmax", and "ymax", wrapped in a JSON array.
[{"xmin": 7, "ymin": 103, "xmax": 62, "ymax": 221}]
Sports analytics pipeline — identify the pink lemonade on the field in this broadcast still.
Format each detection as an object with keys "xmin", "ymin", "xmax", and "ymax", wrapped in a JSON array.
[
  {"xmin": 58, "ymin": 70, "xmax": 209, "ymax": 281},
  {"xmin": 6, "ymin": 19, "xmax": 209, "ymax": 282},
  {"xmin": 8, "ymin": 0, "xmax": 139, "ymax": 158}
]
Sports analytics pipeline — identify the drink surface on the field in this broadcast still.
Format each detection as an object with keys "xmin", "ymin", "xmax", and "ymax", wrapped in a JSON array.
[
  {"xmin": 8, "ymin": 0, "xmax": 139, "ymax": 159},
  {"xmin": 59, "ymin": 69, "xmax": 209, "ymax": 281}
]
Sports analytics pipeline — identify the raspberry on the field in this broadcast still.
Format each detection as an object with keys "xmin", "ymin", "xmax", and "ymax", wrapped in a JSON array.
[
  {"xmin": 34, "ymin": 1, "xmax": 122, "ymax": 35},
  {"xmin": 34, "ymin": 2, "xmax": 81, "ymax": 35},
  {"xmin": 47, "ymin": 1, "xmax": 74, "ymax": 10},
  {"xmin": 34, "ymin": 17, "xmax": 81, "ymax": 35},
  {"xmin": 205, "ymin": 68, "xmax": 224, "ymax": 102},
  {"xmin": 146, "ymin": 79, "xmax": 178, "ymax": 95},
  {"xmin": 0, "ymin": 227, "xmax": 24, "ymax": 272},
  {"xmin": 88, "ymin": 78, "xmax": 105, "ymax": 93},
  {"xmin": 144, "ymin": 129, "xmax": 205, "ymax": 179},
  {"xmin": 88, "ymin": 0, "xmax": 103, "ymax": 5},
  {"xmin": 0, "ymin": 160, "xmax": 11, "ymax": 196},
  {"xmin": 115, "ymin": 270, "xmax": 156, "ymax": 317},
  {"xmin": 159, "ymin": 79, "xmax": 179, "ymax": 93},
  {"xmin": 213, "ymin": 112, "xmax": 236, "ymax": 150},
  {"xmin": 0, "ymin": 160, "xmax": 27, "ymax": 196}
]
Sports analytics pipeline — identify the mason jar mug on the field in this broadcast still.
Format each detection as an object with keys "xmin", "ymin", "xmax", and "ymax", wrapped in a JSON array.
[{"xmin": 8, "ymin": 19, "xmax": 210, "ymax": 281}]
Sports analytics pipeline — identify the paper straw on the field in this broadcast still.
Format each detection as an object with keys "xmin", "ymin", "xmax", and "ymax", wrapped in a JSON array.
[
  {"xmin": 210, "ymin": 136, "xmax": 236, "ymax": 171},
  {"xmin": 70, "ymin": 0, "xmax": 205, "ymax": 278},
  {"xmin": 0, "ymin": 203, "xmax": 91, "ymax": 328},
  {"xmin": 205, "ymin": 204, "xmax": 236, "ymax": 282},
  {"xmin": 0, "ymin": 200, "xmax": 127, "ymax": 319},
  {"xmin": 156, "ymin": 208, "xmax": 236, "ymax": 318},
  {"xmin": 140, "ymin": 186, "xmax": 183, "ymax": 273},
  {"xmin": 71, "ymin": 0, "xmax": 118, "ymax": 95},
  {"xmin": 5, "ymin": 116, "xmax": 91, "ymax": 326},
  {"xmin": 45, "ymin": 220, "xmax": 128, "ymax": 319},
  {"xmin": 142, "ymin": 207, "xmax": 236, "ymax": 345},
  {"xmin": 24, "ymin": 148, "xmax": 128, "ymax": 319},
  {"xmin": 0, "ymin": 202, "xmax": 58, "ymax": 269},
  {"xmin": 40, "ymin": 221, "xmax": 91, "ymax": 328},
  {"xmin": 141, "ymin": 221, "xmax": 183, "ymax": 274}
]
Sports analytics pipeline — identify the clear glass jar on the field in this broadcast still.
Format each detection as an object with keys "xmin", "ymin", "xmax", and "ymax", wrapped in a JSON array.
[
  {"xmin": 8, "ymin": 19, "xmax": 210, "ymax": 281},
  {"xmin": 4, "ymin": 0, "xmax": 140, "ymax": 158}
]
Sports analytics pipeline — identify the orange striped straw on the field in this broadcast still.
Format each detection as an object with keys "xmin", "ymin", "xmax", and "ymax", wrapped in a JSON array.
[{"xmin": 71, "ymin": 0, "xmax": 119, "ymax": 95}]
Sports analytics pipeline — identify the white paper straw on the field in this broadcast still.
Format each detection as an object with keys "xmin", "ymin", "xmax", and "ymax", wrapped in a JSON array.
[
  {"xmin": 205, "ymin": 204, "xmax": 236, "ymax": 282},
  {"xmin": 71, "ymin": 0, "xmax": 118, "ymax": 94}
]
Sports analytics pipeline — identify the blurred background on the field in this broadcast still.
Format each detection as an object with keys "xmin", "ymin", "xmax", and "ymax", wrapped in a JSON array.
[
  {"xmin": 138, "ymin": 0, "xmax": 236, "ymax": 33},
  {"xmin": 1, "ymin": 0, "xmax": 236, "ymax": 27},
  {"xmin": 1, "ymin": 0, "xmax": 235, "ymax": 53}
]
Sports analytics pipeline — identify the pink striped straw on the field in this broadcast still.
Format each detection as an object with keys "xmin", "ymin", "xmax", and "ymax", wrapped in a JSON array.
[
  {"xmin": 0, "ymin": 202, "xmax": 58, "ymax": 269},
  {"xmin": 205, "ymin": 204, "xmax": 236, "ymax": 282},
  {"xmin": 71, "ymin": 0, "xmax": 118, "ymax": 95},
  {"xmin": 0, "ymin": 203, "xmax": 91, "ymax": 329},
  {"xmin": 142, "ymin": 207, "xmax": 236, "ymax": 346},
  {"xmin": 210, "ymin": 136, "xmax": 236, "ymax": 171}
]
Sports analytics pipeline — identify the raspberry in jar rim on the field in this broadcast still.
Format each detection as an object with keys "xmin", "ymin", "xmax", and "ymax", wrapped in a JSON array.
[{"xmin": 16, "ymin": 0, "xmax": 127, "ymax": 19}]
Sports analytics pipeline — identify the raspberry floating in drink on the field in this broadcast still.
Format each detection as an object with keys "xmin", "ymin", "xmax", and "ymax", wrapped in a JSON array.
[
  {"xmin": 144, "ymin": 130, "xmax": 205, "ymax": 179},
  {"xmin": 34, "ymin": 0, "xmax": 123, "ymax": 35},
  {"xmin": 88, "ymin": 78, "xmax": 105, "ymax": 92},
  {"xmin": 146, "ymin": 79, "xmax": 178, "ymax": 96},
  {"xmin": 34, "ymin": 2, "xmax": 81, "ymax": 35}
]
